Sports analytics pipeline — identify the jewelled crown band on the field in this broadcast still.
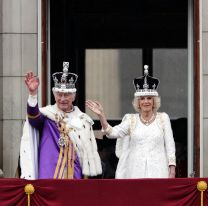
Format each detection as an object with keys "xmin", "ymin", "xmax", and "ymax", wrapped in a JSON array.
[
  {"xmin": 133, "ymin": 65, "xmax": 160, "ymax": 97},
  {"xmin": 52, "ymin": 62, "xmax": 78, "ymax": 93}
]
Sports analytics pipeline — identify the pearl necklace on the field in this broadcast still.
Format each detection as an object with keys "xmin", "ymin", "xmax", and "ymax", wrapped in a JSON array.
[{"xmin": 140, "ymin": 113, "xmax": 155, "ymax": 126}]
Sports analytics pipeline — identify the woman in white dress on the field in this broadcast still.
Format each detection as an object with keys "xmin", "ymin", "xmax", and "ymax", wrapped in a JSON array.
[{"xmin": 86, "ymin": 65, "xmax": 176, "ymax": 179}]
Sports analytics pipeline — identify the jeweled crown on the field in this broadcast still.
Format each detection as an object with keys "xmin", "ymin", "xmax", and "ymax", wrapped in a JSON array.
[
  {"xmin": 133, "ymin": 65, "xmax": 160, "ymax": 97},
  {"xmin": 52, "ymin": 62, "xmax": 78, "ymax": 93}
]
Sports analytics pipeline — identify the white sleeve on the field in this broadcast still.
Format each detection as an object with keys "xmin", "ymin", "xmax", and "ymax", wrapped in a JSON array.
[
  {"xmin": 163, "ymin": 113, "xmax": 176, "ymax": 166},
  {"xmin": 28, "ymin": 94, "xmax": 38, "ymax": 107},
  {"xmin": 103, "ymin": 114, "xmax": 130, "ymax": 139}
]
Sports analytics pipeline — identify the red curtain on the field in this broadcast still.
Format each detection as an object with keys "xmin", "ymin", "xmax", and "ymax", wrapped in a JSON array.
[{"xmin": 0, "ymin": 178, "xmax": 207, "ymax": 206}]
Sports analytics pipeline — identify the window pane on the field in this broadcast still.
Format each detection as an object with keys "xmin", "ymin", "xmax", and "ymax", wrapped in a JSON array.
[
  {"xmin": 153, "ymin": 49, "xmax": 188, "ymax": 118},
  {"xmin": 85, "ymin": 49, "xmax": 142, "ymax": 119}
]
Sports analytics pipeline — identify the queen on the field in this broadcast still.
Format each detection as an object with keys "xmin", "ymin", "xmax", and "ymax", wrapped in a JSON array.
[{"xmin": 86, "ymin": 65, "xmax": 176, "ymax": 179}]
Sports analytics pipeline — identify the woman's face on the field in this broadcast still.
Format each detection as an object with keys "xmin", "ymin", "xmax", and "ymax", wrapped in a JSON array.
[{"xmin": 139, "ymin": 96, "xmax": 154, "ymax": 112}]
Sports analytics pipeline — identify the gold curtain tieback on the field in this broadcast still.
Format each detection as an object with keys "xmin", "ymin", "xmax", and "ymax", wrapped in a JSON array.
[
  {"xmin": 24, "ymin": 184, "xmax": 35, "ymax": 206},
  {"xmin": 197, "ymin": 181, "xmax": 207, "ymax": 206}
]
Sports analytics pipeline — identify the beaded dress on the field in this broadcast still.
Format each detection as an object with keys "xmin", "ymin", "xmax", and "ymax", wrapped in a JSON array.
[{"xmin": 107, "ymin": 112, "xmax": 176, "ymax": 178}]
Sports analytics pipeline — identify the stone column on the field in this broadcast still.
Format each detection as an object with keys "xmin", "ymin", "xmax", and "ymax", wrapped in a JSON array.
[{"xmin": 0, "ymin": 0, "xmax": 38, "ymax": 177}]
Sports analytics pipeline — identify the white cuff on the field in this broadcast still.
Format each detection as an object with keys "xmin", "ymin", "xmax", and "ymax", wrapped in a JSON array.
[
  {"xmin": 168, "ymin": 157, "xmax": 176, "ymax": 166},
  {"xmin": 101, "ymin": 124, "xmax": 113, "ymax": 135},
  {"xmin": 28, "ymin": 94, "xmax": 38, "ymax": 107}
]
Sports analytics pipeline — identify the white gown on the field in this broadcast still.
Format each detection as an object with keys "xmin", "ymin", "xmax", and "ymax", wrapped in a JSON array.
[{"xmin": 107, "ymin": 112, "xmax": 176, "ymax": 179}]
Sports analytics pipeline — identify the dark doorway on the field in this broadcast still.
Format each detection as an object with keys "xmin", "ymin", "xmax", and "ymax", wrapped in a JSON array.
[{"xmin": 50, "ymin": 0, "xmax": 187, "ymax": 107}]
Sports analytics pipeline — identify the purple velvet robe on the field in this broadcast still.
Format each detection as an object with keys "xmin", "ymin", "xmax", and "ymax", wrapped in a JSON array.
[{"xmin": 27, "ymin": 104, "xmax": 82, "ymax": 179}]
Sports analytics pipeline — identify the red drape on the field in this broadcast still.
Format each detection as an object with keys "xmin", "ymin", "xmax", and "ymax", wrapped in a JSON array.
[{"xmin": 0, "ymin": 178, "xmax": 207, "ymax": 206}]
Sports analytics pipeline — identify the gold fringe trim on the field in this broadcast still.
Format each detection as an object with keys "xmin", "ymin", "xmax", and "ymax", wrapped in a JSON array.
[
  {"xmin": 58, "ymin": 146, "xmax": 68, "ymax": 179},
  {"xmin": 53, "ymin": 147, "xmax": 63, "ymax": 179},
  {"xmin": 27, "ymin": 113, "xmax": 41, "ymax": 119},
  {"xmin": 67, "ymin": 141, "xmax": 75, "ymax": 179}
]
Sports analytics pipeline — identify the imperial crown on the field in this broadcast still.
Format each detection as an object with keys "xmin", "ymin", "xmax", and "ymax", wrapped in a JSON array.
[
  {"xmin": 52, "ymin": 62, "xmax": 78, "ymax": 93},
  {"xmin": 133, "ymin": 65, "xmax": 160, "ymax": 97}
]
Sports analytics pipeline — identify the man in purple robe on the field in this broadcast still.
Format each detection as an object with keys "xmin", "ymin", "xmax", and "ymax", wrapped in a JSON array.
[{"xmin": 20, "ymin": 62, "xmax": 102, "ymax": 179}]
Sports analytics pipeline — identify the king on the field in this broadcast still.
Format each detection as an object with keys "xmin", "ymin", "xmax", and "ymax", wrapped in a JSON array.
[{"xmin": 19, "ymin": 62, "xmax": 102, "ymax": 179}]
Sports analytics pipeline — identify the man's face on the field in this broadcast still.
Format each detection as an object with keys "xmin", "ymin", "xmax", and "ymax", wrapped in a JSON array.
[{"xmin": 54, "ymin": 92, "xmax": 75, "ymax": 112}]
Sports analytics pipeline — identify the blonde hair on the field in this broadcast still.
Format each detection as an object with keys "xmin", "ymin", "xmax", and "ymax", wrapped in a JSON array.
[{"xmin": 132, "ymin": 96, "xmax": 161, "ymax": 113}]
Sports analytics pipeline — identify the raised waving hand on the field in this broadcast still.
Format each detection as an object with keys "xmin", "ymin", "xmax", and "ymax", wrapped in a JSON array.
[
  {"xmin": 24, "ymin": 71, "xmax": 40, "ymax": 95},
  {"xmin": 85, "ymin": 100, "xmax": 105, "ymax": 116},
  {"xmin": 86, "ymin": 100, "xmax": 109, "ymax": 130}
]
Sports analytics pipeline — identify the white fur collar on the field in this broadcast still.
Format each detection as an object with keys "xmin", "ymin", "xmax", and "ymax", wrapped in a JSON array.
[{"xmin": 39, "ymin": 104, "xmax": 93, "ymax": 130}]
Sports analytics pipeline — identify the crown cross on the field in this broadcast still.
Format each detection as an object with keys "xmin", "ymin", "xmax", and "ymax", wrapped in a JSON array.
[
  {"xmin": 143, "ymin": 82, "xmax": 149, "ymax": 90},
  {"xmin": 54, "ymin": 77, "xmax": 58, "ymax": 84},
  {"xmin": 68, "ymin": 77, "xmax": 74, "ymax": 87},
  {"xmin": 143, "ymin": 75, "xmax": 149, "ymax": 90},
  {"xmin": 136, "ymin": 84, "xmax": 140, "ymax": 90},
  {"xmin": 63, "ymin": 62, "xmax": 69, "ymax": 72},
  {"xmin": 61, "ymin": 75, "xmax": 67, "ymax": 83}
]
